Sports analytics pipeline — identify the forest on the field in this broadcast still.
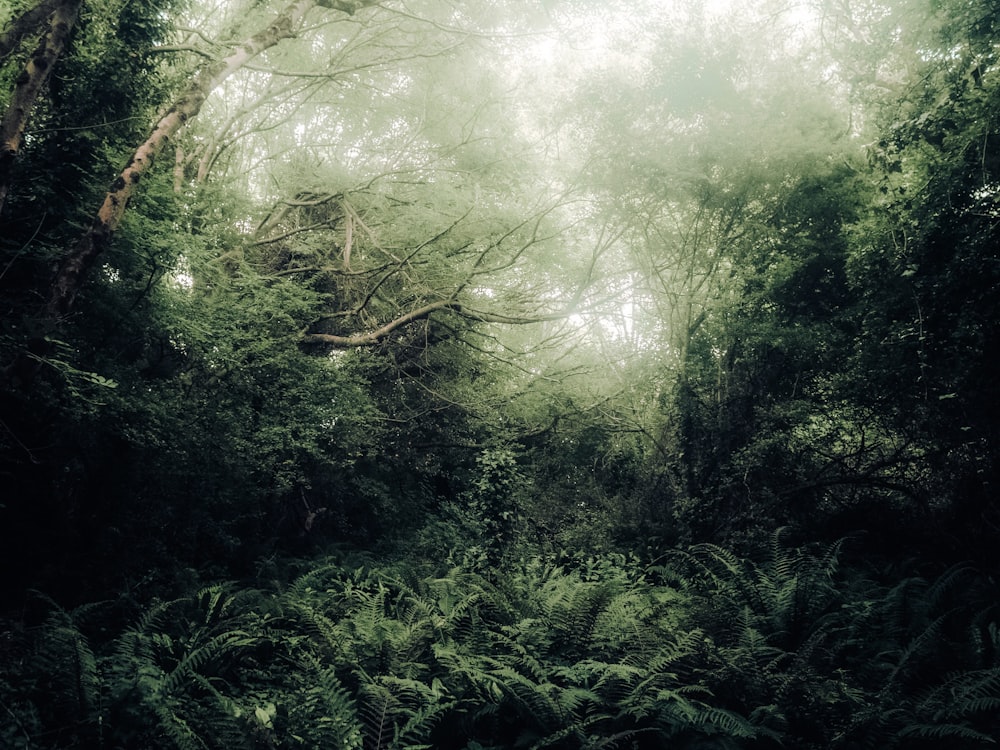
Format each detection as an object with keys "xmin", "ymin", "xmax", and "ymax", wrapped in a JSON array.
[{"xmin": 1, "ymin": 0, "xmax": 998, "ymax": 747}]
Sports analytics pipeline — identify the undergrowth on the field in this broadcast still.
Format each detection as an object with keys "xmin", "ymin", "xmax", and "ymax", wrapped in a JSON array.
[{"xmin": 2, "ymin": 534, "xmax": 998, "ymax": 749}]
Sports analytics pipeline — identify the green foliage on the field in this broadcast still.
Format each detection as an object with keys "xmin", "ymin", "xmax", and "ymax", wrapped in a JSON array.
[
  {"xmin": 828, "ymin": 563, "xmax": 1000, "ymax": 747},
  {"xmin": 99, "ymin": 586, "xmax": 262, "ymax": 749},
  {"xmin": 837, "ymin": 0, "xmax": 1000, "ymax": 560},
  {"xmin": 3, "ymin": 2, "xmax": 1000, "ymax": 750},
  {"xmin": 28, "ymin": 597, "xmax": 103, "ymax": 741},
  {"xmin": 6, "ymin": 543, "xmax": 1000, "ymax": 749},
  {"xmin": 447, "ymin": 447, "xmax": 526, "ymax": 568}
]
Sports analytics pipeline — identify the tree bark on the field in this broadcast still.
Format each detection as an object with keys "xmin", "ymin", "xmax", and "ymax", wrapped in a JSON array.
[
  {"xmin": 0, "ymin": 0, "xmax": 62, "ymax": 61},
  {"xmin": 44, "ymin": 0, "xmax": 378, "ymax": 321},
  {"xmin": 302, "ymin": 301, "xmax": 570, "ymax": 347},
  {"xmin": 0, "ymin": 0, "xmax": 81, "ymax": 216}
]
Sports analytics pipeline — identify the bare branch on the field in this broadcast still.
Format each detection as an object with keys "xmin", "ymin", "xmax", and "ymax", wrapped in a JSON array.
[
  {"xmin": 350, "ymin": 207, "xmax": 475, "ymax": 317},
  {"xmin": 303, "ymin": 299, "xmax": 457, "ymax": 346},
  {"xmin": 342, "ymin": 208, "xmax": 354, "ymax": 271},
  {"xmin": 251, "ymin": 219, "xmax": 339, "ymax": 248},
  {"xmin": 268, "ymin": 263, "xmax": 382, "ymax": 278},
  {"xmin": 149, "ymin": 44, "xmax": 216, "ymax": 59},
  {"xmin": 302, "ymin": 298, "xmax": 575, "ymax": 348},
  {"xmin": 243, "ymin": 40, "xmax": 465, "ymax": 79}
]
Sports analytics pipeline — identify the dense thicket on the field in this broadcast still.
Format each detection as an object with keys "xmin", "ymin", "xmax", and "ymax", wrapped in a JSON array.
[{"xmin": 1, "ymin": 0, "xmax": 998, "ymax": 747}]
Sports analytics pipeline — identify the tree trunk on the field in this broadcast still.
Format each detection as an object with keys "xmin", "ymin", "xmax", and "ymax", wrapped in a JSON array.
[
  {"xmin": 44, "ymin": 0, "xmax": 377, "ymax": 321},
  {"xmin": 0, "ymin": 0, "xmax": 62, "ymax": 60},
  {"xmin": 0, "ymin": 0, "xmax": 81, "ymax": 216}
]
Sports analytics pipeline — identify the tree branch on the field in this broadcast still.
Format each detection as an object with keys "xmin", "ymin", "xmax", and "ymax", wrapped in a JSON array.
[
  {"xmin": 302, "ymin": 299, "xmax": 574, "ymax": 348},
  {"xmin": 303, "ymin": 299, "xmax": 457, "ymax": 346},
  {"xmin": 149, "ymin": 44, "xmax": 216, "ymax": 58}
]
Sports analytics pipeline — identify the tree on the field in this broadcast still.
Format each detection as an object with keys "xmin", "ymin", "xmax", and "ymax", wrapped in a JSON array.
[
  {"xmin": 0, "ymin": 0, "xmax": 598, "ymax": 597},
  {"xmin": 839, "ymin": 0, "xmax": 1000, "ymax": 562},
  {"xmin": 0, "ymin": 0, "xmax": 81, "ymax": 214},
  {"xmin": 531, "ymin": 0, "xmax": 872, "ymax": 544},
  {"xmin": 41, "ymin": 0, "xmax": 379, "ymax": 324}
]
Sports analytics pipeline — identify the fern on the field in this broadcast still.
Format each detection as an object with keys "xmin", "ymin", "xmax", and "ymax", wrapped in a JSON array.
[
  {"xmin": 936, "ymin": 667, "xmax": 1000, "ymax": 719},
  {"xmin": 152, "ymin": 700, "xmax": 211, "ymax": 750},
  {"xmin": 281, "ymin": 653, "xmax": 363, "ymax": 749},
  {"xmin": 160, "ymin": 629, "xmax": 256, "ymax": 694},
  {"xmin": 565, "ymin": 658, "xmax": 645, "ymax": 704},
  {"xmin": 529, "ymin": 710, "xmax": 617, "ymax": 750},
  {"xmin": 881, "ymin": 612, "xmax": 949, "ymax": 692},
  {"xmin": 923, "ymin": 563, "xmax": 976, "ymax": 613},
  {"xmin": 357, "ymin": 672, "xmax": 449, "ymax": 750},
  {"xmin": 99, "ymin": 590, "xmax": 262, "ymax": 750},
  {"xmin": 26, "ymin": 597, "xmax": 104, "ymax": 745},
  {"xmin": 688, "ymin": 704, "xmax": 763, "ymax": 738},
  {"xmin": 290, "ymin": 597, "xmax": 344, "ymax": 656},
  {"xmin": 537, "ymin": 574, "xmax": 619, "ymax": 661},
  {"xmin": 284, "ymin": 561, "xmax": 355, "ymax": 600},
  {"xmin": 831, "ymin": 565, "xmax": 1000, "ymax": 749},
  {"xmin": 589, "ymin": 586, "xmax": 664, "ymax": 658},
  {"xmin": 895, "ymin": 722, "xmax": 997, "ymax": 743},
  {"xmin": 390, "ymin": 692, "xmax": 452, "ymax": 749}
]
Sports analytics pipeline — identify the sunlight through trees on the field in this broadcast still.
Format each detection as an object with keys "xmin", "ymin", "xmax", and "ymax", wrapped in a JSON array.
[{"xmin": 2, "ymin": 0, "xmax": 999, "ymax": 746}]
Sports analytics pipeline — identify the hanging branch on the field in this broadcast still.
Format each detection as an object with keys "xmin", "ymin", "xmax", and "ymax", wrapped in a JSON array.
[{"xmin": 0, "ymin": 0, "xmax": 81, "ymax": 216}]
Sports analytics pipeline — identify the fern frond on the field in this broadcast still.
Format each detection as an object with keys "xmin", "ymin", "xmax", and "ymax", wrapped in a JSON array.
[
  {"xmin": 879, "ymin": 576, "xmax": 925, "ymax": 635},
  {"xmin": 356, "ymin": 671, "xmax": 449, "ymax": 750},
  {"xmin": 769, "ymin": 527, "xmax": 799, "ymax": 582},
  {"xmin": 585, "ymin": 727, "xmax": 659, "ymax": 749},
  {"xmin": 568, "ymin": 658, "xmax": 645, "ymax": 703},
  {"xmin": 153, "ymin": 699, "xmax": 210, "ymax": 750},
  {"xmin": 391, "ymin": 696, "xmax": 452, "ymax": 749},
  {"xmin": 529, "ymin": 709, "xmax": 615, "ymax": 750},
  {"xmin": 921, "ymin": 667, "xmax": 1000, "ymax": 721},
  {"xmin": 492, "ymin": 666, "xmax": 566, "ymax": 726},
  {"xmin": 32, "ymin": 610, "xmax": 101, "ymax": 723},
  {"xmin": 684, "ymin": 544, "xmax": 769, "ymax": 616},
  {"xmin": 643, "ymin": 628, "xmax": 705, "ymax": 674},
  {"xmin": 924, "ymin": 563, "xmax": 975, "ymax": 612},
  {"xmin": 815, "ymin": 536, "xmax": 846, "ymax": 582},
  {"xmin": 543, "ymin": 578, "xmax": 607, "ymax": 639},
  {"xmin": 590, "ymin": 588, "xmax": 658, "ymax": 656},
  {"xmin": 447, "ymin": 596, "xmax": 492, "ymax": 652},
  {"xmin": 284, "ymin": 561, "xmax": 349, "ymax": 600},
  {"xmin": 432, "ymin": 642, "xmax": 503, "ymax": 705},
  {"xmin": 687, "ymin": 704, "xmax": 760, "ymax": 739},
  {"xmin": 286, "ymin": 653, "xmax": 363, "ymax": 749},
  {"xmin": 895, "ymin": 722, "xmax": 997, "ymax": 743},
  {"xmin": 490, "ymin": 626, "xmax": 548, "ymax": 682},
  {"xmin": 883, "ymin": 612, "xmax": 948, "ymax": 689},
  {"xmin": 359, "ymin": 679, "xmax": 396, "ymax": 750},
  {"xmin": 161, "ymin": 629, "xmax": 256, "ymax": 695},
  {"xmin": 290, "ymin": 598, "xmax": 342, "ymax": 652},
  {"xmin": 196, "ymin": 585, "xmax": 237, "ymax": 627},
  {"xmin": 136, "ymin": 597, "xmax": 188, "ymax": 636}
]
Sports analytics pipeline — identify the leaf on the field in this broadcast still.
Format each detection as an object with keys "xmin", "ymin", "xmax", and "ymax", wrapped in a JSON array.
[{"xmin": 254, "ymin": 703, "xmax": 276, "ymax": 728}]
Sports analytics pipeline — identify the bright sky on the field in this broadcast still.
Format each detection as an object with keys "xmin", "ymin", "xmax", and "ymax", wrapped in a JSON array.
[{"xmin": 516, "ymin": 0, "xmax": 817, "ymax": 79}]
